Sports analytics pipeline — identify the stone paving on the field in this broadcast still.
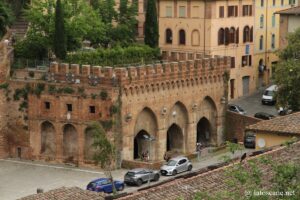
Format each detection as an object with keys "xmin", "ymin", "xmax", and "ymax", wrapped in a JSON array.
[
  {"xmin": 230, "ymin": 87, "xmax": 278, "ymax": 117},
  {"xmin": 0, "ymin": 148, "xmax": 254, "ymax": 200}
]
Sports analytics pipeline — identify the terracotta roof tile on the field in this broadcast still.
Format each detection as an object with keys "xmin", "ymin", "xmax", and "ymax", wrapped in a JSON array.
[
  {"xmin": 275, "ymin": 6, "xmax": 300, "ymax": 15},
  {"xmin": 19, "ymin": 187, "xmax": 105, "ymax": 200},
  {"xmin": 246, "ymin": 112, "xmax": 300, "ymax": 135},
  {"xmin": 119, "ymin": 141, "xmax": 300, "ymax": 200}
]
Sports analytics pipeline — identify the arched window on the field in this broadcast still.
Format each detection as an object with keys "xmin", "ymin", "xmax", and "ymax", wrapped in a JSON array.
[
  {"xmin": 179, "ymin": 29, "xmax": 186, "ymax": 45},
  {"xmin": 243, "ymin": 26, "xmax": 250, "ymax": 43},
  {"xmin": 259, "ymin": 35, "xmax": 264, "ymax": 50},
  {"xmin": 218, "ymin": 28, "xmax": 225, "ymax": 45},
  {"xmin": 272, "ymin": 15, "xmax": 276, "ymax": 27},
  {"xmin": 191, "ymin": 30, "xmax": 200, "ymax": 46},
  {"xmin": 260, "ymin": 15, "xmax": 264, "ymax": 28},
  {"xmin": 225, "ymin": 28, "xmax": 230, "ymax": 45},
  {"xmin": 250, "ymin": 26, "xmax": 253, "ymax": 42},
  {"xmin": 236, "ymin": 28, "xmax": 239, "ymax": 44},
  {"xmin": 271, "ymin": 34, "xmax": 275, "ymax": 49},
  {"xmin": 229, "ymin": 27, "xmax": 236, "ymax": 44},
  {"xmin": 165, "ymin": 29, "xmax": 173, "ymax": 44}
]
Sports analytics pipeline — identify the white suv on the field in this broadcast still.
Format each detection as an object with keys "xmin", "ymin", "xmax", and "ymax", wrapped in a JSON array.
[{"xmin": 160, "ymin": 156, "xmax": 192, "ymax": 176}]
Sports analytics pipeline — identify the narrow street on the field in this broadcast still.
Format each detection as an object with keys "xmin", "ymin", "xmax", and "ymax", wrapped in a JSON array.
[
  {"xmin": 0, "ymin": 148, "xmax": 253, "ymax": 200},
  {"xmin": 230, "ymin": 87, "xmax": 278, "ymax": 117}
]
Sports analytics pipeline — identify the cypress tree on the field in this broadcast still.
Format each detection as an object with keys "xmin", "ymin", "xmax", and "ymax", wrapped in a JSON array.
[
  {"xmin": 144, "ymin": 0, "xmax": 158, "ymax": 48},
  {"xmin": 54, "ymin": 0, "xmax": 66, "ymax": 60}
]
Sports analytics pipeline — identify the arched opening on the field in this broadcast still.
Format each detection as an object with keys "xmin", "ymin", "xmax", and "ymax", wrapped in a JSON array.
[
  {"xmin": 134, "ymin": 130, "xmax": 150, "ymax": 160},
  {"xmin": 191, "ymin": 30, "xmax": 200, "ymax": 46},
  {"xmin": 166, "ymin": 29, "xmax": 173, "ymax": 44},
  {"xmin": 40, "ymin": 121, "xmax": 56, "ymax": 157},
  {"xmin": 84, "ymin": 127, "xmax": 95, "ymax": 160},
  {"xmin": 229, "ymin": 27, "xmax": 235, "ymax": 43},
  {"xmin": 179, "ymin": 29, "xmax": 186, "ymax": 45},
  {"xmin": 197, "ymin": 117, "xmax": 212, "ymax": 146},
  {"xmin": 63, "ymin": 124, "xmax": 78, "ymax": 162},
  {"xmin": 167, "ymin": 124, "xmax": 183, "ymax": 152},
  {"xmin": 243, "ymin": 26, "xmax": 250, "ymax": 43},
  {"xmin": 218, "ymin": 28, "xmax": 225, "ymax": 45},
  {"xmin": 134, "ymin": 107, "xmax": 158, "ymax": 160}
]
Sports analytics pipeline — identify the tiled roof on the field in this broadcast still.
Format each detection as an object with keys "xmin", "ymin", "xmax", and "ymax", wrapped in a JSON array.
[
  {"xmin": 19, "ymin": 187, "xmax": 105, "ymax": 200},
  {"xmin": 246, "ymin": 112, "xmax": 300, "ymax": 135},
  {"xmin": 275, "ymin": 6, "xmax": 300, "ymax": 15},
  {"xmin": 119, "ymin": 141, "xmax": 300, "ymax": 200}
]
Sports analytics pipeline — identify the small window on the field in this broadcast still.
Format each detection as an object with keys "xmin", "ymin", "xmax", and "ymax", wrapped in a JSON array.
[
  {"xmin": 89, "ymin": 106, "xmax": 96, "ymax": 114},
  {"xmin": 67, "ymin": 104, "xmax": 72, "ymax": 112},
  {"xmin": 219, "ymin": 6, "xmax": 224, "ymax": 18},
  {"xmin": 259, "ymin": 35, "xmax": 264, "ymax": 50},
  {"xmin": 260, "ymin": 15, "xmax": 264, "ymax": 28},
  {"xmin": 166, "ymin": 6, "xmax": 172, "ymax": 17},
  {"xmin": 231, "ymin": 57, "xmax": 235, "ymax": 68},
  {"xmin": 271, "ymin": 34, "xmax": 276, "ymax": 49},
  {"xmin": 179, "ymin": 6, "xmax": 186, "ymax": 18},
  {"xmin": 228, "ymin": 6, "xmax": 238, "ymax": 17},
  {"xmin": 281, "ymin": 0, "xmax": 284, "ymax": 6},
  {"xmin": 45, "ymin": 102, "xmax": 50, "ymax": 109},
  {"xmin": 272, "ymin": 15, "xmax": 276, "ymax": 27},
  {"xmin": 261, "ymin": 0, "xmax": 264, "ymax": 7},
  {"xmin": 273, "ymin": 0, "xmax": 276, "ymax": 6}
]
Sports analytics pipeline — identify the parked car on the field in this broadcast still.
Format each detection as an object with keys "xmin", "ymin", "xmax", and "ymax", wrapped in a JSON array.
[
  {"xmin": 86, "ymin": 178, "xmax": 124, "ymax": 193},
  {"xmin": 228, "ymin": 104, "xmax": 246, "ymax": 115},
  {"xmin": 244, "ymin": 133, "xmax": 256, "ymax": 149},
  {"xmin": 278, "ymin": 106, "xmax": 293, "ymax": 116},
  {"xmin": 254, "ymin": 112, "xmax": 275, "ymax": 120},
  {"xmin": 124, "ymin": 168, "xmax": 160, "ymax": 186},
  {"xmin": 160, "ymin": 156, "xmax": 192, "ymax": 176},
  {"xmin": 262, "ymin": 85, "xmax": 277, "ymax": 105}
]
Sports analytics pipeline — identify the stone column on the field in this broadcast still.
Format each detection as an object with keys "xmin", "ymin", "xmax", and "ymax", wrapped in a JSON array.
[
  {"xmin": 156, "ymin": 128, "xmax": 166, "ymax": 161},
  {"xmin": 77, "ymin": 125, "xmax": 85, "ymax": 166},
  {"xmin": 186, "ymin": 122, "xmax": 196, "ymax": 154},
  {"xmin": 55, "ymin": 123, "xmax": 63, "ymax": 163},
  {"xmin": 29, "ymin": 120, "xmax": 41, "ymax": 160}
]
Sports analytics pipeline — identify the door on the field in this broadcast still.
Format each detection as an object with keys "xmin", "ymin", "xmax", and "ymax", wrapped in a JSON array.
[
  {"xmin": 230, "ymin": 79, "xmax": 235, "ymax": 99},
  {"xmin": 178, "ymin": 159, "xmax": 187, "ymax": 172},
  {"xmin": 242, "ymin": 76, "xmax": 250, "ymax": 96}
]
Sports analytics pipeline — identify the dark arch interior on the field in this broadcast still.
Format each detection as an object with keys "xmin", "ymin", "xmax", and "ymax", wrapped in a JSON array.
[
  {"xmin": 167, "ymin": 124, "xmax": 183, "ymax": 152},
  {"xmin": 41, "ymin": 121, "xmax": 56, "ymax": 156},
  {"xmin": 134, "ymin": 130, "xmax": 150, "ymax": 160},
  {"xmin": 197, "ymin": 117, "xmax": 211, "ymax": 147},
  {"xmin": 63, "ymin": 124, "xmax": 78, "ymax": 162}
]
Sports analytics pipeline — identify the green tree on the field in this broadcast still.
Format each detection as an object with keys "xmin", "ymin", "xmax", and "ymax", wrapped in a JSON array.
[
  {"xmin": 0, "ymin": 2, "xmax": 14, "ymax": 38},
  {"xmin": 274, "ymin": 28, "xmax": 300, "ymax": 111},
  {"xmin": 54, "ymin": 0, "xmax": 66, "ymax": 59},
  {"xmin": 144, "ymin": 0, "xmax": 158, "ymax": 48},
  {"xmin": 90, "ymin": 122, "xmax": 118, "ymax": 194}
]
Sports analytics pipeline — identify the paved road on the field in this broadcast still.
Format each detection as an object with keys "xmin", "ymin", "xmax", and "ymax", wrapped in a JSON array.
[
  {"xmin": 230, "ymin": 88, "xmax": 278, "ymax": 117},
  {"xmin": 0, "ymin": 149, "xmax": 254, "ymax": 200}
]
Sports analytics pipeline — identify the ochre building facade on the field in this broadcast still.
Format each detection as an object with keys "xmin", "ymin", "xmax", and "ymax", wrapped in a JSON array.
[{"xmin": 158, "ymin": 0, "xmax": 256, "ymax": 99}]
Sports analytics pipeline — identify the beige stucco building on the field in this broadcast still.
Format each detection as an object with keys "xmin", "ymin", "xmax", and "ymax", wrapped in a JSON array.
[
  {"xmin": 276, "ymin": 6, "xmax": 300, "ymax": 49},
  {"xmin": 253, "ymin": 0, "xmax": 298, "ymax": 87},
  {"xmin": 159, "ymin": 0, "xmax": 256, "ymax": 99},
  {"xmin": 246, "ymin": 112, "xmax": 300, "ymax": 149}
]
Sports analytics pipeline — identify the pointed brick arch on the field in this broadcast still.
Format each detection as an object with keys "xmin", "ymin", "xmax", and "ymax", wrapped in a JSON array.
[{"xmin": 40, "ymin": 121, "xmax": 56, "ymax": 157}]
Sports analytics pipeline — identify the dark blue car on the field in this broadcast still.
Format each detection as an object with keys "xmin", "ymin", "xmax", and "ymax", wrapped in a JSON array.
[{"xmin": 86, "ymin": 178, "xmax": 124, "ymax": 193}]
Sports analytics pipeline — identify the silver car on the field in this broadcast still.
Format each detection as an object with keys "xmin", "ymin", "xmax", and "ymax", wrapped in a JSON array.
[
  {"xmin": 160, "ymin": 156, "xmax": 193, "ymax": 176},
  {"xmin": 124, "ymin": 168, "xmax": 160, "ymax": 186}
]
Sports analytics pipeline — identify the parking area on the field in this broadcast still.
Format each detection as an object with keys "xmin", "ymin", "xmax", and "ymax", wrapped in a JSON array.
[
  {"xmin": 0, "ymin": 148, "xmax": 253, "ymax": 200},
  {"xmin": 230, "ymin": 88, "xmax": 278, "ymax": 117}
]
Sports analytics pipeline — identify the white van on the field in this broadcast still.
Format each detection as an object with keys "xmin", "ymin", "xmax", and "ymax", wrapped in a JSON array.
[{"xmin": 262, "ymin": 85, "xmax": 277, "ymax": 105}]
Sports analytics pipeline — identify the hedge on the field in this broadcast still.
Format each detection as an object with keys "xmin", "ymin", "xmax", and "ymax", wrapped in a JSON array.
[{"xmin": 65, "ymin": 45, "xmax": 160, "ymax": 66}]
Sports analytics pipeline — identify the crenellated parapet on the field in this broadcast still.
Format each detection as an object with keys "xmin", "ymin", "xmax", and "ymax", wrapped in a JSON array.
[{"xmin": 48, "ymin": 53, "xmax": 231, "ymax": 89}]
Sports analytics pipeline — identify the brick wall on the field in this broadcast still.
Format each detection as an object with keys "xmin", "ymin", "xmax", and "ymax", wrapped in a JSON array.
[{"xmin": 225, "ymin": 111, "xmax": 261, "ymax": 142}]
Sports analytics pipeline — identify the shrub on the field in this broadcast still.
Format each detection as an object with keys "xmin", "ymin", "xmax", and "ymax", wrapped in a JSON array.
[
  {"xmin": 48, "ymin": 85, "xmax": 57, "ymax": 94},
  {"xmin": 33, "ymin": 83, "xmax": 45, "ymax": 96},
  {"xmin": 63, "ymin": 87, "xmax": 74, "ymax": 94},
  {"xmin": 65, "ymin": 45, "xmax": 160, "ymax": 66},
  {"xmin": 0, "ymin": 82, "xmax": 9, "ymax": 90},
  {"xmin": 100, "ymin": 90, "xmax": 108, "ymax": 100},
  {"xmin": 100, "ymin": 120, "xmax": 113, "ymax": 131},
  {"xmin": 110, "ymin": 105, "xmax": 119, "ymax": 115}
]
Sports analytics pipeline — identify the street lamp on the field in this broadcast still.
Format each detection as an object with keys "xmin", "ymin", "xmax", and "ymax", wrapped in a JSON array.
[{"xmin": 143, "ymin": 134, "xmax": 156, "ymax": 186}]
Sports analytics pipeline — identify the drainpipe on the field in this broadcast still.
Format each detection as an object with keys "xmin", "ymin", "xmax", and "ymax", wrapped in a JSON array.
[
  {"xmin": 203, "ymin": 0, "xmax": 206, "ymax": 55},
  {"xmin": 264, "ymin": 0, "xmax": 268, "ymax": 84}
]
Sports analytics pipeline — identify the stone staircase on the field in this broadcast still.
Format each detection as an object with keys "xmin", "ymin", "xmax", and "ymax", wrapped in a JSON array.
[{"xmin": 10, "ymin": 14, "xmax": 29, "ymax": 40}]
